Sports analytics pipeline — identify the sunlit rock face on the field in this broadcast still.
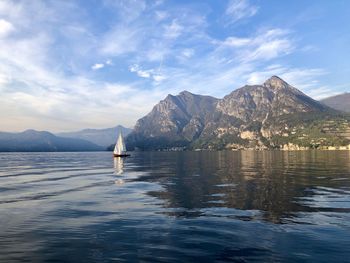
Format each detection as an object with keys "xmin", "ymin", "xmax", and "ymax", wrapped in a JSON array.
[
  {"xmin": 216, "ymin": 76, "xmax": 327, "ymax": 122},
  {"xmin": 127, "ymin": 76, "xmax": 347, "ymax": 150}
]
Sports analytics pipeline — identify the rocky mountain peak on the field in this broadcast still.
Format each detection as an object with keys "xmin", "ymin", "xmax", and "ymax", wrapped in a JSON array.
[
  {"xmin": 127, "ymin": 76, "xmax": 336, "ymax": 150},
  {"xmin": 216, "ymin": 76, "xmax": 328, "ymax": 122},
  {"xmin": 263, "ymin": 75, "xmax": 289, "ymax": 90},
  {"xmin": 179, "ymin": 90, "xmax": 194, "ymax": 97}
]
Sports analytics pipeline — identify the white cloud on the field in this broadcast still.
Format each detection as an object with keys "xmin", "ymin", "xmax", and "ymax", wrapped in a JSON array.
[
  {"xmin": 92, "ymin": 60, "xmax": 113, "ymax": 70},
  {"xmin": 217, "ymin": 28, "xmax": 294, "ymax": 63},
  {"xmin": 92, "ymin": 63, "xmax": 104, "ymax": 70},
  {"xmin": 225, "ymin": 0, "xmax": 258, "ymax": 24},
  {"xmin": 245, "ymin": 29, "xmax": 294, "ymax": 62},
  {"xmin": 0, "ymin": 1, "xmax": 163, "ymax": 132},
  {"xmin": 0, "ymin": 19, "xmax": 14, "ymax": 37},
  {"xmin": 222, "ymin": 36, "xmax": 251, "ymax": 47},
  {"xmin": 129, "ymin": 64, "xmax": 151, "ymax": 78},
  {"xmin": 137, "ymin": 71, "xmax": 151, "ymax": 78},
  {"xmin": 129, "ymin": 64, "xmax": 167, "ymax": 83},
  {"xmin": 245, "ymin": 39, "xmax": 292, "ymax": 62},
  {"xmin": 153, "ymin": 74, "xmax": 166, "ymax": 82}
]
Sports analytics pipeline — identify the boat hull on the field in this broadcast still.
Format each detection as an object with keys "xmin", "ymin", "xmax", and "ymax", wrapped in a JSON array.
[{"xmin": 113, "ymin": 154, "xmax": 130, "ymax": 157}]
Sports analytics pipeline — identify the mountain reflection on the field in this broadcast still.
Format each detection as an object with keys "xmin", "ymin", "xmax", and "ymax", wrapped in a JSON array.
[{"xmin": 131, "ymin": 151, "xmax": 350, "ymax": 223}]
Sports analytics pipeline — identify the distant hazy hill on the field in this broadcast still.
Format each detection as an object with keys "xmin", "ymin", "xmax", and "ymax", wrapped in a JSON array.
[
  {"xmin": 127, "ymin": 76, "xmax": 350, "ymax": 150},
  {"xmin": 57, "ymin": 125, "xmax": 132, "ymax": 147},
  {"xmin": 0, "ymin": 130, "xmax": 103, "ymax": 152},
  {"xmin": 321, "ymin": 93, "xmax": 350, "ymax": 113}
]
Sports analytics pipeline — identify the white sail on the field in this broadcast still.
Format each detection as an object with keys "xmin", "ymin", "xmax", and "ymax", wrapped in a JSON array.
[{"xmin": 114, "ymin": 131, "xmax": 126, "ymax": 155}]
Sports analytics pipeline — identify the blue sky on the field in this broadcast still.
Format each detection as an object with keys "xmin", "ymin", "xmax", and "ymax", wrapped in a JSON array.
[{"xmin": 0, "ymin": 0, "xmax": 349, "ymax": 132}]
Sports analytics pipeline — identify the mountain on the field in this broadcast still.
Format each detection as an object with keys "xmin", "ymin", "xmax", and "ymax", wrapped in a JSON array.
[
  {"xmin": 321, "ymin": 93, "xmax": 350, "ymax": 113},
  {"xmin": 127, "ymin": 91, "xmax": 219, "ymax": 149},
  {"xmin": 216, "ymin": 76, "xmax": 327, "ymax": 122},
  {"xmin": 127, "ymin": 76, "xmax": 350, "ymax": 150},
  {"xmin": 57, "ymin": 125, "xmax": 132, "ymax": 147},
  {"xmin": 0, "ymin": 130, "xmax": 103, "ymax": 152}
]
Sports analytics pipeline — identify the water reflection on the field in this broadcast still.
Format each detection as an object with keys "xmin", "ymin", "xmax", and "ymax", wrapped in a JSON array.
[
  {"xmin": 131, "ymin": 150, "xmax": 350, "ymax": 223},
  {"xmin": 113, "ymin": 157, "xmax": 124, "ymax": 175},
  {"xmin": 1, "ymin": 151, "xmax": 350, "ymax": 262}
]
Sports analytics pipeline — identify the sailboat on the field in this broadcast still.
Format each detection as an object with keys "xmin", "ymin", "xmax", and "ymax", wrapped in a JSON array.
[{"xmin": 113, "ymin": 131, "xmax": 130, "ymax": 157}]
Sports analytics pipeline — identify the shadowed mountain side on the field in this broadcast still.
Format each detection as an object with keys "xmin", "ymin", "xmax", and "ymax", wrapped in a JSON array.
[
  {"xmin": 0, "ymin": 130, "xmax": 104, "ymax": 152},
  {"xmin": 321, "ymin": 93, "xmax": 350, "ymax": 113},
  {"xmin": 127, "ymin": 91, "xmax": 219, "ymax": 150},
  {"xmin": 58, "ymin": 125, "xmax": 132, "ymax": 147}
]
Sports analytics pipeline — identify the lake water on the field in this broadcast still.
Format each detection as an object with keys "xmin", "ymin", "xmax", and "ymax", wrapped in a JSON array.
[{"xmin": 1, "ymin": 151, "xmax": 350, "ymax": 262}]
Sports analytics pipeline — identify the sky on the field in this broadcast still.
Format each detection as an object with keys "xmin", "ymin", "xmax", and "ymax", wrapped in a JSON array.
[{"xmin": 0, "ymin": 0, "xmax": 349, "ymax": 132}]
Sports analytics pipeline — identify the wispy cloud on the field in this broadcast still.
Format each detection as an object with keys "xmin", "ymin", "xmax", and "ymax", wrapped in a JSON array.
[
  {"xmin": 0, "ymin": 0, "xmax": 155, "ymax": 131},
  {"xmin": 245, "ymin": 65, "xmax": 326, "ymax": 86},
  {"xmin": 103, "ymin": 0, "xmax": 147, "ymax": 22},
  {"xmin": 163, "ymin": 19, "xmax": 183, "ymax": 39},
  {"xmin": 222, "ymin": 36, "xmax": 251, "ymax": 47},
  {"xmin": 225, "ymin": 0, "xmax": 258, "ymax": 24},
  {"xmin": 0, "ymin": 0, "xmax": 344, "ymax": 132},
  {"xmin": 216, "ymin": 29, "xmax": 294, "ymax": 63},
  {"xmin": 100, "ymin": 26, "xmax": 141, "ymax": 56},
  {"xmin": 306, "ymin": 87, "xmax": 341, "ymax": 100},
  {"xmin": 155, "ymin": 10, "xmax": 168, "ymax": 21}
]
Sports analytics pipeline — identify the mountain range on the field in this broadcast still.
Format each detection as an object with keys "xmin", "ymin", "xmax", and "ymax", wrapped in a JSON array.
[
  {"xmin": 321, "ymin": 93, "xmax": 350, "ymax": 113},
  {"xmin": 57, "ymin": 125, "xmax": 132, "ymax": 147},
  {"xmin": 0, "ymin": 130, "xmax": 103, "ymax": 152},
  {"xmin": 127, "ymin": 76, "xmax": 350, "ymax": 150},
  {"xmin": 1, "ymin": 77, "xmax": 349, "ymax": 152}
]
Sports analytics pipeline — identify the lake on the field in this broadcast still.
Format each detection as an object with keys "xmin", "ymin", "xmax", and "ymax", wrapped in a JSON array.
[{"xmin": 1, "ymin": 151, "xmax": 350, "ymax": 262}]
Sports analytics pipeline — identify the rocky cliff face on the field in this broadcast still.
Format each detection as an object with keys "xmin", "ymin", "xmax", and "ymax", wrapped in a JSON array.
[
  {"xmin": 217, "ymin": 76, "xmax": 327, "ymax": 122},
  {"xmin": 127, "ymin": 91, "xmax": 218, "ymax": 149},
  {"xmin": 127, "ymin": 76, "xmax": 350, "ymax": 150}
]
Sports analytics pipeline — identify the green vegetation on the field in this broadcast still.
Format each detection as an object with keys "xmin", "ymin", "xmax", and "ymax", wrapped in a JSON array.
[
  {"xmin": 271, "ymin": 113, "xmax": 350, "ymax": 148},
  {"xmin": 190, "ymin": 134, "xmax": 248, "ymax": 150}
]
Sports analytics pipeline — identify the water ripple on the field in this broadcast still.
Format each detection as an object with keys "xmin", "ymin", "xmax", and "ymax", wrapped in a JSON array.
[{"xmin": 0, "ymin": 151, "xmax": 350, "ymax": 262}]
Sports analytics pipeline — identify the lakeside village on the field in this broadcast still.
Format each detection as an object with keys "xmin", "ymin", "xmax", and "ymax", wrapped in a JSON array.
[
  {"xmin": 161, "ymin": 144, "xmax": 350, "ymax": 152},
  {"xmin": 159, "ymin": 121, "xmax": 350, "ymax": 152}
]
